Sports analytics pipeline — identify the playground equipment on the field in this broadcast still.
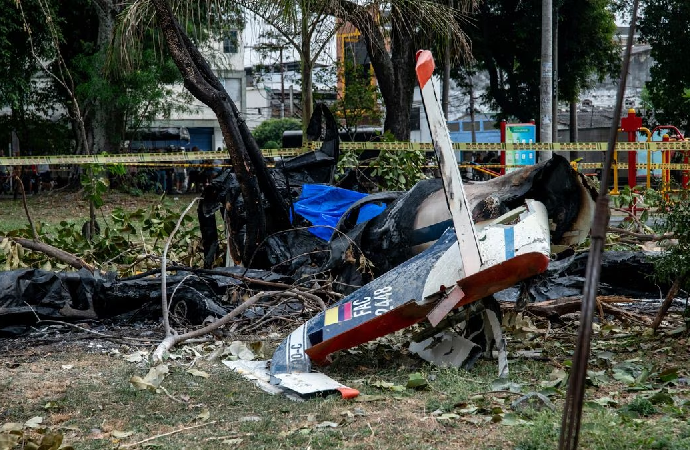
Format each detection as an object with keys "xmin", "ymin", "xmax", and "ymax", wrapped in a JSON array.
[{"xmin": 615, "ymin": 109, "xmax": 688, "ymax": 195}]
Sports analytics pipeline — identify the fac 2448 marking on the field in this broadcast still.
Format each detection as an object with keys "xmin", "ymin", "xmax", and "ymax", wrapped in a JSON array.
[{"xmin": 352, "ymin": 286, "xmax": 393, "ymax": 317}]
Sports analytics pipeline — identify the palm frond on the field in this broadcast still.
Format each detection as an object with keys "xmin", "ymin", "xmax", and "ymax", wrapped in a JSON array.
[{"xmin": 112, "ymin": 0, "xmax": 244, "ymax": 72}]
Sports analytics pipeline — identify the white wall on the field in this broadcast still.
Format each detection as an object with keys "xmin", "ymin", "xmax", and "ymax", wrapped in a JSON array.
[
  {"xmin": 245, "ymin": 86, "xmax": 273, "ymax": 130},
  {"xmin": 153, "ymin": 32, "xmax": 246, "ymax": 150}
]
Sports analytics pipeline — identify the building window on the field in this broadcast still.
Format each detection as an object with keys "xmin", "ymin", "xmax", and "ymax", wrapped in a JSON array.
[
  {"xmin": 483, "ymin": 121, "xmax": 497, "ymax": 131},
  {"xmin": 223, "ymin": 31, "xmax": 238, "ymax": 54},
  {"xmin": 410, "ymin": 107, "xmax": 421, "ymax": 131},
  {"xmin": 447, "ymin": 122, "xmax": 460, "ymax": 132},
  {"xmin": 222, "ymin": 77, "xmax": 242, "ymax": 106},
  {"xmin": 462, "ymin": 121, "xmax": 480, "ymax": 132}
]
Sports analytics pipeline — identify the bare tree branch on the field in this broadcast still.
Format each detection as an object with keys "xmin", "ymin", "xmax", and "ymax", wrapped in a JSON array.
[
  {"xmin": 152, "ymin": 291, "xmax": 265, "ymax": 362},
  {"xmin": 161, "ymin": 196, "xmax": 202, "ymax": 337}
]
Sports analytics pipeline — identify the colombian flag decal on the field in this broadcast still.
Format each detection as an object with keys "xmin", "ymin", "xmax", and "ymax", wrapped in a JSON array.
[{"xmin": 324, "ymin": 302, "xmax": 353, "ymax": 326}]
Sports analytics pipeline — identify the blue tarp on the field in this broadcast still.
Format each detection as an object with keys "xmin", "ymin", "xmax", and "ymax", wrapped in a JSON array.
[{"xmin": 293, "ymin": 184, "xmax": 387, "ymax": 241}]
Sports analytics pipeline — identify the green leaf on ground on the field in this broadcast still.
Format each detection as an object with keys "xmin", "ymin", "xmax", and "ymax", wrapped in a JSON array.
[
  {"xmin": 658, "ymin": 368, "xmax": 679, "ymax": 383},
  {"xmin": 406, "ymin": 373, "xmax": 428, "ymax": 389}
]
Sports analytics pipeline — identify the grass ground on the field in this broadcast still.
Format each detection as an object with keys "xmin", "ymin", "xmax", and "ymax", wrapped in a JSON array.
[
  {"xmin": 1, "ymin": 312, "xmax": 690, "ymax": 450},
  {"xmin": 0, "ymin": 190, "xmax": 193, "ymax": 235}
]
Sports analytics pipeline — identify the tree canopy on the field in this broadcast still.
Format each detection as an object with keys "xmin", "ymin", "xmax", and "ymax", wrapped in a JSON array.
[
  {"xmin": 639, "ymin": 0, "xmax": 690, "ymax": 130},
  {"xmin": 468, "ymin": 0, "xmax": 619, "ymax": 122},
  {"xmin": 0, "ymin": 0, "xmax": 59, "ymax": 153},
  {"xmin": 0, "ymin": 0, "xmax": 190, "ymax": 155},
  {"xmin": 252, "ymin": 117, "xmax": 301, "ymax": 148}
]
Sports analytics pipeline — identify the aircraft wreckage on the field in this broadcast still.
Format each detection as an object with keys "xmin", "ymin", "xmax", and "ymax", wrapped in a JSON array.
[
  {"xmin": 223, "ymin": 50, "xmax": 595, "ymax": 398},
  {"xmin": 2, "ymin": 51, "xmax": 654, "ymax": 398}
]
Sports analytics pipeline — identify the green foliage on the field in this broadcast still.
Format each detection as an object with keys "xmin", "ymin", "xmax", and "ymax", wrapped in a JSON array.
[
  {"xmin": 625, "ymin": 397, "xmax": 657, "ymax": 417},
  {"xmin": 331, "ymin": 58, "xmax": 383, "ymax": 134},
  {"xmin": 639, "ymin": 0, "xmax": 690, "ymax": 129},
  {"xmin": 81, "ymin": 165, "xmax": 110, "ymax": 209},
  {"xmin": 252, "ymin": 118, "xmax": 301, "ymax": 148},
  {"xmin": 369, "ymin": 148, "xmax": 427, "ymax": 191},
  {"xmin": 336, "ymin": 131, "xmax": 427, "ymax": 192},
  {"xmin": 81, "ymin": 163, "xmax": 127, "ymax": 214},
  {"xmin": 468, "ymin": 0, "xmax": 619, "ymax": 121},
  {"xmin": 0, "ymin": 0, "xmax": 71, "ymax": 154},
  {"xmin": 612, "ymin": 186, "xmax": 661, "ymax": 231},
  {"xmin": 0, "ymin": 204, "xmax": 204, "ymax": 275},
  {"xmin": 71, "ymin": 47, "xmax": 187, "ymax": 150},
  {"xmin": 0, "ymin": 0, "xmax": 53, "ymax": 109},
  {"xmin": 4, "ymin": 0, "xmax": 193, "ymax": 155},
  {"xmin": 335, "ymin": 149, "xmax": 361, "ymax": 182},
  {"xmin": 652, "ymin": 190, "xmax": 690, "ymax": 287}
]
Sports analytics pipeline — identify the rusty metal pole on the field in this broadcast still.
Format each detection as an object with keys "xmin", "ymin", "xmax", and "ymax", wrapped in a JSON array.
[{"xmin": 557, "ymin": 2, "xmax": 639, "ymax": 449}]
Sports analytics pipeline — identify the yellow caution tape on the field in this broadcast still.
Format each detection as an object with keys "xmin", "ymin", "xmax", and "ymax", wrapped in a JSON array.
[{"xmin": 2, "ymin": 141, "xmax": 690, "ymax": 166}]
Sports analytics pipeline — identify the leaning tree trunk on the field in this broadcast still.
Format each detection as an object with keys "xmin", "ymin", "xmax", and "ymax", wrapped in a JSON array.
[
  {"xmin": 151, "ymin": 0, "xmax": 290, "ymax": 264},
  {"xmin": 651, "ymin": 277, "xmax": 682, "ymax": 332}
]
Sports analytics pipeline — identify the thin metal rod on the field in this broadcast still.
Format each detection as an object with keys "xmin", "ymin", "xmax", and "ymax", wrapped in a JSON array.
[{"xmin": 557, "ymin": 2, "xmax": 640, "ymax": 449}]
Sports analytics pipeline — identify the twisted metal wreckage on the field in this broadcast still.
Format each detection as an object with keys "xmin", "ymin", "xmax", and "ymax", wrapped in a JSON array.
[
  {"xmin": 224, "ymin": 51, "xmax": 598, "ymax": 398},
  {"xmin": 2, "ymin": 51, "xmax": 654, "ymax": 398}
]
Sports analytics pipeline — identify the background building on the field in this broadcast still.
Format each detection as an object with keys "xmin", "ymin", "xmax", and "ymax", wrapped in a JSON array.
[{"xmin": 147, "ymin": 32, "xmax": 246, "ymax": 151}]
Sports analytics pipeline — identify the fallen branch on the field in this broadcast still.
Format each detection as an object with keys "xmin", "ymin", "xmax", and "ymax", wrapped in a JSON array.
[
  {"xmin": 603, "ymin": 302, "xmax": 652, "ymax": 325},
  {"xmin": 502, "ymin": 296, "xmax": 651, "ymax": 325},
  {"xmin": 651, "ymin": 277, "xmax": 682, "ymax": 332},
  {"xmin": 285, "ymin": 288, "xmax": 327, "ymax": 311},
  {"xmin": 152, "ymin": 291, "xmax": 264, "ymax": 363},
  {"xmin": 502, "ymin": 296, "xmax": 637, "ymax": 315},
  {"xmin": 37, "ymin": 319, "xmax": 158, "ymax": 343},
  {"xmin": 6, "ymin": 236, "xmax": 95, "ymax": 273},
  {"xmin": 121, "ymin": 265, "xmax": 294, "ymax": 289},
  {"xmin": 606, "ymin": 227, "xmax": 676, "ymax": 242},
  {"xmin": 611, "ymin": 207, "xmax": 654, "ymax": 234},
  {"xmin": 120, "ymin": 421, "xmax": 216, "ymax": 448},
  {"xmin": 161, "ymin": 197, "xmax": 201, "ymax": 337}
]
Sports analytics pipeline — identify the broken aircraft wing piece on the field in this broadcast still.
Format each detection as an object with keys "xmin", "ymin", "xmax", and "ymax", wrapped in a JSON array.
[{"xmin": 223, "ymin": 360, "xmax": 358, "ymax": 400}]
